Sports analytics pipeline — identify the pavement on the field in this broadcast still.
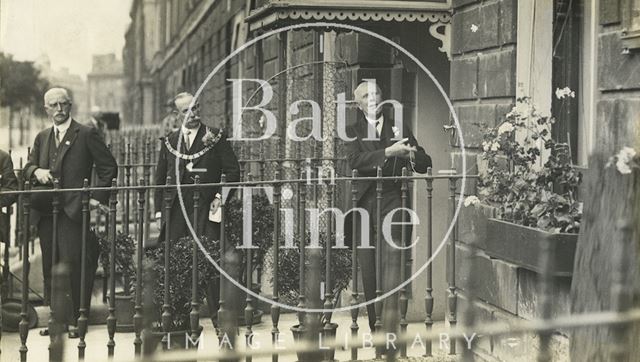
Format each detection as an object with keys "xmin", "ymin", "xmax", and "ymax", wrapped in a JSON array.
[{"xmin": 0, "ymin": 312, "xmax": 458, "ymax": 361}]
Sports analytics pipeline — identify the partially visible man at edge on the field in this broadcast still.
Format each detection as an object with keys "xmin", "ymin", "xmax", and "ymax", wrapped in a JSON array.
[
  {"xmin": 0, "ymin": 149, "xmax": 18, "ymax": 300},
  {"xmin": 24, "ymin": 88, "xmax": 117, "ymax": 338}
]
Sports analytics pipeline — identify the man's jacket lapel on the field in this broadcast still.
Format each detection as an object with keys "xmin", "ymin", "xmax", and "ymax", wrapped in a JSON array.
[
  {"xmin": 168, "ymin": 132, "xmax": 188, "ymax": 179},
  {"xmin": 356, "ymin": 114, "xmax": 382, "ymax": 152},
  {"xmin": 42, "ymin": 128, "xmax": 54, "ymax": 168},
  {"xmin": 53, "ymin": 120, "xmax": 79, "ymax": 173},
  {"xmin": 190, "ymin": 126, "xmax": 208, "ymax": 168}
]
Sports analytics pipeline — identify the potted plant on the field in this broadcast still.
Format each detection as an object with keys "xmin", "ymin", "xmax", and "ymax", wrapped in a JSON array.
[
  {"xmin": 224, "ymin": 192, "xmax": 274, "ymax": 324},
  {"xmin": 268, "ymin": 232, "xmax": 352, "ymax": 362},
  {"xmin": 142, "ymin": 235, "xmax": 220, "ymax": 350},
  {"xmin": 466, "ymin": 97, "xmax": 583, "ymax": 276},
  {"xmin": 97, "ymin": 231, "xmax": 136, "ymax": 332}
]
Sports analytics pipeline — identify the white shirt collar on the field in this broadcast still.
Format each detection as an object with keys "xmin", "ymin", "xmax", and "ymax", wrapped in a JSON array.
[
  {"xmin": 53, "ymin": 118, "xmax": 72, "ymax": 133},
  {"xmin": 364, "ymin": 113, "xmax": 383, "ymax": 126},
  {"xmin": 181, "ymin": 123, "xmax": 200, "ymax": 137}
]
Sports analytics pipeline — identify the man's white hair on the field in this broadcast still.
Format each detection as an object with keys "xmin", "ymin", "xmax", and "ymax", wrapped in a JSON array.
[
  {"xmin": 174, "ymin": 92, "xmax": 194, "ymax": 105},
  {"xmin": 44, "ymin": 87, "xmax": 71, "ymax": 103},
  {"xmin": 353, "ymin": 80, "xmax": 382, "ymax": 98}
]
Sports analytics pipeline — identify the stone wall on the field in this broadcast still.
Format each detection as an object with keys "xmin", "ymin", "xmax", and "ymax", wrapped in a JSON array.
[
  {"xmin": 455, "ymin": 202, "xmax": 571, "ymax": 361},
  {"xmin": 450, "ymin": 0, "xmax": 517, "ymax": 195}
]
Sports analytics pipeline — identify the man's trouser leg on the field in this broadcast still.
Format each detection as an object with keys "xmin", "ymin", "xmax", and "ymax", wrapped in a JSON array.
[
  {"xmin": 38, "ymin": 216, "xmax": 53, "ymax": 307},
  {"xmin": 57, "ymin": 213, "xmax": 99, "ymax": 326}
]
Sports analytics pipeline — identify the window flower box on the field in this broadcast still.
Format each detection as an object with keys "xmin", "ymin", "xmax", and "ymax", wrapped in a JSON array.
[{"xmin": 486, "ymin": 218, "xmax": 578, "ymax": 277}]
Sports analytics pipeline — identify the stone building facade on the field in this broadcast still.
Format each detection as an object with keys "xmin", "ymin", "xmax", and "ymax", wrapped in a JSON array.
[
  {"xmin": 87, "ymin": 54, "xmax": 126, "ymax": 117},
  {"xmin": 122, "ymin": 1, "xmax": 640, "ymax": 360}
]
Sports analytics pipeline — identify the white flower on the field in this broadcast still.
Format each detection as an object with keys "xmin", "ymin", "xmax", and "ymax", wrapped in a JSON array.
[
  {"xmin": 497, "ymin": 122, "xmax": 514, "ymax": 135},
  {"xmin": 617, "ymin": 160, "xmax": 632, "ymax": 174},
  {"xmin": 392, "ymin": 126, "xmax": 401, "ymax": 138},
  {"xmin": 607, "ymin": 146, "xmax": 637, "ymax": 174},
  {"xmin": 490, "ymin": 141, "xmax": 500, "ymax": 151},
  {"xmin": 555, "ymin": 87, "xmax": 576, "ymax": 99},
  {"xmin": 464, "ymin": 195, "xmax": 481, "ymax": 207},
  {"xmin": 507, "ymin": 101, "xmax": 530, "ymax": 118},
  {"xmin": 470, "ymin": 24, "xmax": 479, "ymax": 33},
  {"xmin": 482, "ymin": 141, "xmax": 490, "ymax": 152},
  {"xmin": 616, "ymin": 147, "xmax": 637, "ymax": 174}
]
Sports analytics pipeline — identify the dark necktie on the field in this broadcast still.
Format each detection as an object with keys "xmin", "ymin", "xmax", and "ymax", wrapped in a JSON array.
[{"xmin": 55, "ymin": 129, "xmax": 61, "ymax": 148}]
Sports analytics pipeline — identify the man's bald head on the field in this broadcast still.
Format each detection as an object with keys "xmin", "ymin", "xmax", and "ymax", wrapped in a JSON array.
[{"xmin": 44, "ymin": 87, "xmax": 72, "ymax": 125}]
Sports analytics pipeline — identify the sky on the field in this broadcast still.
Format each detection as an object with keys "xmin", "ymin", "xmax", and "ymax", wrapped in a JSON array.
[{"xmin": 0, "ymin": 0, "xmax": 133, "ymax": 78}]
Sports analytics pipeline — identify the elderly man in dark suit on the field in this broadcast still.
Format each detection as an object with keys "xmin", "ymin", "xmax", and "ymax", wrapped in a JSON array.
[
  {"xmin": 154, "ymin": 92, "xmax": 241, "ymax": 329},
  {"xmin": 24, "ymin": 87, "xmax": 117, "ymax": 337},
  {"xmin": 345, "ymin": 80, "xmax": 432, "ymax": 340}
]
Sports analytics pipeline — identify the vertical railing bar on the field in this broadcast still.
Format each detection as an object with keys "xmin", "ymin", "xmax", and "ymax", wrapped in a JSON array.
[
  {"xmin": 297, "ymin": 169, "xmax": 307, "ymax": 329},
  {"xmin": 374, "ymin": 166, "xmax": 383, "ymax": 359},
  {"xmin": 19, "ymin": 181, "xmax": 30, "ymax": 362},
  {"xmin": 536, "ymin": 232, "xmax": 553, "ymax": 362},
  {"xmin": 48, "ymin": 179, "xmax": 60, "ymax": 361},
  {"xmin": 239, "ymin": 144, "xmax": 245, "ymax": 182},
  {"xmin": 15, "ymin": 158, "xmax": 23, "ymax": 262},
  {"xmin": 190, "ymin": 176, "xmax": 201, "ymax": 348},
  {"xmin": 399, "ymin": 167, "xmax": 409, "ymax": 358},
  {"xmin": 245, "ymin": 173, "xmax": 255, "ymax": 362},
  {"xmin": 447, "ymin": 175, "xmax": 458, "ymax": 355},
  {"xmin": 610, "ymin": 218, "xmax": 633, "ymax": 361},
  {"xmin": 124, "ymin": 143, "xmax": 131, "ymax": 236},
  {"xmin": 323, "ymin": 172, "xmax": 335, "ymax": 362},
  {"xmin": 161, "ymin": 176, "xmax": 173, "ymax": 350},
  {"xmin": 77, "ymin": 179, "xmax": 90, "ymax": 360},
  {"xmin": 350, "ymin": 169, "xmax": 359, "ymax": 361},
  {"xmin": 49, "ymin": 264, "xmax": 68, "ymax": 362},
  {"xmin": 461, "ymin": 193, "xmax": 480, "ymax": 362},
  {"xmin": 143, "ymin": 140, "xmax": 152, "ymax": 247},
  {"xmin": 271, "ymin": 170, "xmax": 281, "ymax": 362},
  {"xmin": 424, "ymin": 167, "xmax": 434, "ymax": 357},
  {"xmin": 133, "ymin": 178, "xmax": 145, "ymax": 356},
  {"xmin": 106, "ymin": 178, "xmax": 118, "ymax": 358},
  {"xmin": 132, "ymin": 143, "xmax": 139, "ymax": 239},
  {"xmin": 259, "ymin": 141, "xmax": 266, "ymax": 182},
  {"xmin": 217, "ymin": 174, "xmax": 230, "ymax": 351}
]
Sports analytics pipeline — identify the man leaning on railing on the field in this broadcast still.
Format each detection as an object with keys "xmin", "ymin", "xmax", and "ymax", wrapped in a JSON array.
[{"xmin": 23, "ymin": 87, "xmax": 118, "ymax": 338}]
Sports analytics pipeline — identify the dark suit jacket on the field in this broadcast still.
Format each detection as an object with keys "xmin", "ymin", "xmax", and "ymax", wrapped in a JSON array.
[
  {"xmin": 0, "ymin": 150, "xmax": 17, "ymax": 208},
  {"xmin": 154, "ymin": 125, "xmax": 240, "ymax": 240},
  {"xmin": 23, "ymin": 119, "xmax": 118, "ymax": 223},
  {"xmin": 0, "ymin": 149, "xmax": 18, "ymax": 243},
  {"xmin": 342, "ymin": 111, "xmax": 432, "ymax": 248},
  {"xmin": 345, "ymin": 111, "xmax": 432, "ymax": 202}
]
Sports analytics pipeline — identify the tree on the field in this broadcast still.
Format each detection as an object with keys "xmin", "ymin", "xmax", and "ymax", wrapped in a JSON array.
[{"xmin": 0, "ymin": 52, "xmax": 50, "ymax": 146}]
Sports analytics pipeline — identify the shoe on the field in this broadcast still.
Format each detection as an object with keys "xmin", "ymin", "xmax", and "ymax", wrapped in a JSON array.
[
  {"xmin": 39, "ymin": 325, "xmax": 69, "ymax": 337},
  {"xmin": 68, "ymin": 326, "xmax": 80, "ymax": 339}
]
